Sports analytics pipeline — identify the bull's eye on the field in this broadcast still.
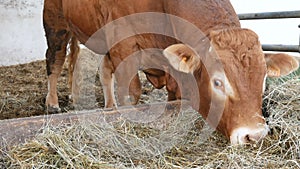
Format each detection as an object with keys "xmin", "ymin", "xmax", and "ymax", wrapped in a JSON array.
[{"xmin": 214, "ymin": 79, "xmax": 223, "ymax": 88}]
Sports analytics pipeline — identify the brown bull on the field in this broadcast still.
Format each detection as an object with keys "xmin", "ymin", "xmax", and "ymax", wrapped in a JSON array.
[{"xmin": 43, "ymin": 0, "xmax": 299, "ymax": 144}]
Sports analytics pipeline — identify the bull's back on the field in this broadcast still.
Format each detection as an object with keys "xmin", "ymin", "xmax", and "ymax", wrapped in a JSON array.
[
  {"xmin": 62, "ymin": 0, "xmax": 165, "ymax": 43},
  {"xmin": 62, "ymin": 0, "xmax": 240, "ymax": 43}
]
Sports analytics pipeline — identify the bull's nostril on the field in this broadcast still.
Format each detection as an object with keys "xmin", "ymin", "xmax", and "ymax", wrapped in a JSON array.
[
  {"xmin": 245, "ymin": 134, "xmax": 251, "ymax": 142},
  {"xmin": 231, "ymin": 126, "xmax": 269, "ymax": 145}
]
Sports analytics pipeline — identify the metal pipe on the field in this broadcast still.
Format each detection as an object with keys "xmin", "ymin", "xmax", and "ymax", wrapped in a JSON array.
[
  {"xmin": 262, "ymin": 44, "xmax": 300, "ymax": 53},
  {"xmin": 238, "ymin": 10, "xmax": 300, "ymax": 20}
]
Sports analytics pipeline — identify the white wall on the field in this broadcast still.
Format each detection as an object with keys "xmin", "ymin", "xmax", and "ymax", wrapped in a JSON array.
[{"xmin": 0, "ymin": 0, "xmax": 46, "ymax": 66}]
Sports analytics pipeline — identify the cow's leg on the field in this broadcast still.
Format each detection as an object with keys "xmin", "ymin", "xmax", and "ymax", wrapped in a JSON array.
[
  {"xmin": 45, "ymin": 33, "xmax": 71, "ymax": 112},
  {"xmin": 111, "ymin": 56, "xmax": 141, "ymax": 106},
  {"xmin": 99, "ymin": 54, "xmax": 116, "ymax": 108},
  {"xmin": 115, "ymin": 72, "xmax": 142, "ymax": 106},
  {"xmin": 67, "ymin": 36, "xmax": 80, "ymax": 98},
  {"xmin": 164, "ymin": 68, "xmax": 180, "ymax": 101},
  {"xmin": 43, "ymin": 0, "xmax": 72, "ymax": 112},
  {"xmin": 108, "ymin": 39, "xmax": 142, "ymax": 106},
  {"xmin": 44, "ymin": 24, "xmax": 71, "ymax": 111},
  {"xmin": 129, "ymin": 74, "xmax": 142, "ymax": 104}
]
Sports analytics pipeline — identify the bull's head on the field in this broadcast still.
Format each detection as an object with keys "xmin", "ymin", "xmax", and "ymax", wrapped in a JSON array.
[{"xmin": 163, "ymin": 28, "xmax": 299, "ymax": 144}]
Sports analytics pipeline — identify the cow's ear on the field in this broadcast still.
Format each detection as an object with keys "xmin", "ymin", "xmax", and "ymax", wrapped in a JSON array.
[
  {"xmin": 264, "ymin": 53, "xmax": 299, "ymax": 77},
  {"xmin": 163, "ymin": 44, "xmax": 200, "ymax": 73}
]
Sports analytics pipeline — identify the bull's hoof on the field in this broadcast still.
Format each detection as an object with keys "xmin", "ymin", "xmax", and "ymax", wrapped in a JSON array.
[
  {"xmin": 121, "ymin": 95, "xmax": 138, "ymax": 106},
  {"xmin": 103, "ymin": 105, "xmax": 118, "ymax": 111},
  {"xmin": 46, "ymin": 106, "xmax": 61, "ymax": 114}
]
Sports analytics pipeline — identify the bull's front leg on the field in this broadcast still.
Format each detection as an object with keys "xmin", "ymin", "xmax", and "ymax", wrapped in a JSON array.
[
  {"xmin": 108, "ymin": 39, "xmax": 142, "ymax": 106},
  {"xmin": 112, "ymin": 55, "xmax": 142, "ymax": 106},
  {"xmin": 128, "ymin": 74, "xmax": 142, "ymax": 105},
  {"xmin": 115, "ymin": 72, "xmax": 142, "ymax": 106},
  {"xmin": 99, "ymin": 54, "xmax": 117, "ymax": 108}
]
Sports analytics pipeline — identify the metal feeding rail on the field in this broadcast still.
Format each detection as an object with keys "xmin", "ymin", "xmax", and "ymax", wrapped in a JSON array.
[{"xmin": 238, "ymin": 11, "xmax": 300, "ymax": 53}]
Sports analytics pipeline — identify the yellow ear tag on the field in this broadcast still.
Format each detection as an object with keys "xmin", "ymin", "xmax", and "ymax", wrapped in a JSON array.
[
  {"xmin": 178, "ymin": 56, "xmax": 191, "ymax": 73},
  {"xmin": 267, "ymin": 67, "xmax": 280, "ymax": 77}
]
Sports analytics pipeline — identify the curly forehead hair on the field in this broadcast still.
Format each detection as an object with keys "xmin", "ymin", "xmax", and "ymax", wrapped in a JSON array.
[
  {"xmin": 209, "ymin": 28, "xmax": 260, "ymax": 51},
  {"xmin": 209, "ymin": 28, "xmax": 265, "ymax": 67}
]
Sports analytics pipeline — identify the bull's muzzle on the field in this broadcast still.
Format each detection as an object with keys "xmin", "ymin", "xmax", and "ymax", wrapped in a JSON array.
[{"xmin": 230, "ymin": 124, "xmax": 269, "ymax": 145}]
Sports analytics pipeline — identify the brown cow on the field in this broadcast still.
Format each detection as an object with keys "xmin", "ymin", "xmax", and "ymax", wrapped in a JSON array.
[{"xmin": 43, "ymin": 0, "xmax": 299, "ymax": 144}]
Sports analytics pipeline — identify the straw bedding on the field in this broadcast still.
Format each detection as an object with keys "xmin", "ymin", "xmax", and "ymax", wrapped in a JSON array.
[{"xmin": 0, "ymin": 61, "xmax": 299, "ymax": 168}]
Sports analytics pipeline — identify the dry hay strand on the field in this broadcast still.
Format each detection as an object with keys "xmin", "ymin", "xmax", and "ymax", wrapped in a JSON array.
[{"xmin": 1, "ymin": 72, "xmax": 299, "ymax": 168}]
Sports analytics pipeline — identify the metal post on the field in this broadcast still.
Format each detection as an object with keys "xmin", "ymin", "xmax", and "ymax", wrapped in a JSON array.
[
  {"xmin": 299, "ymin": 24, "xmax": 300, "ymax": 52},
  {"xmin": 238, "ymin": 10, "xmax": 300, "ymax": 20},
  {"xmin": 262, "ymin": 44, "xmax": 300, "ymax": 53}
]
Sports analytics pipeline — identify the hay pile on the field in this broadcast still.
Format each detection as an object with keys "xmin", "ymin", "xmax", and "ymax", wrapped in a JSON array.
[{"xmin": 1, "ymin": 71, "xmax": 299, "ymax": 168}]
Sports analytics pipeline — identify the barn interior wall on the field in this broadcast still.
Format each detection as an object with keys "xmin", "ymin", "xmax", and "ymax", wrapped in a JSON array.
[{"xmin": 0, "ymin": 0, "xmax": 46, "ymax": 66}]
